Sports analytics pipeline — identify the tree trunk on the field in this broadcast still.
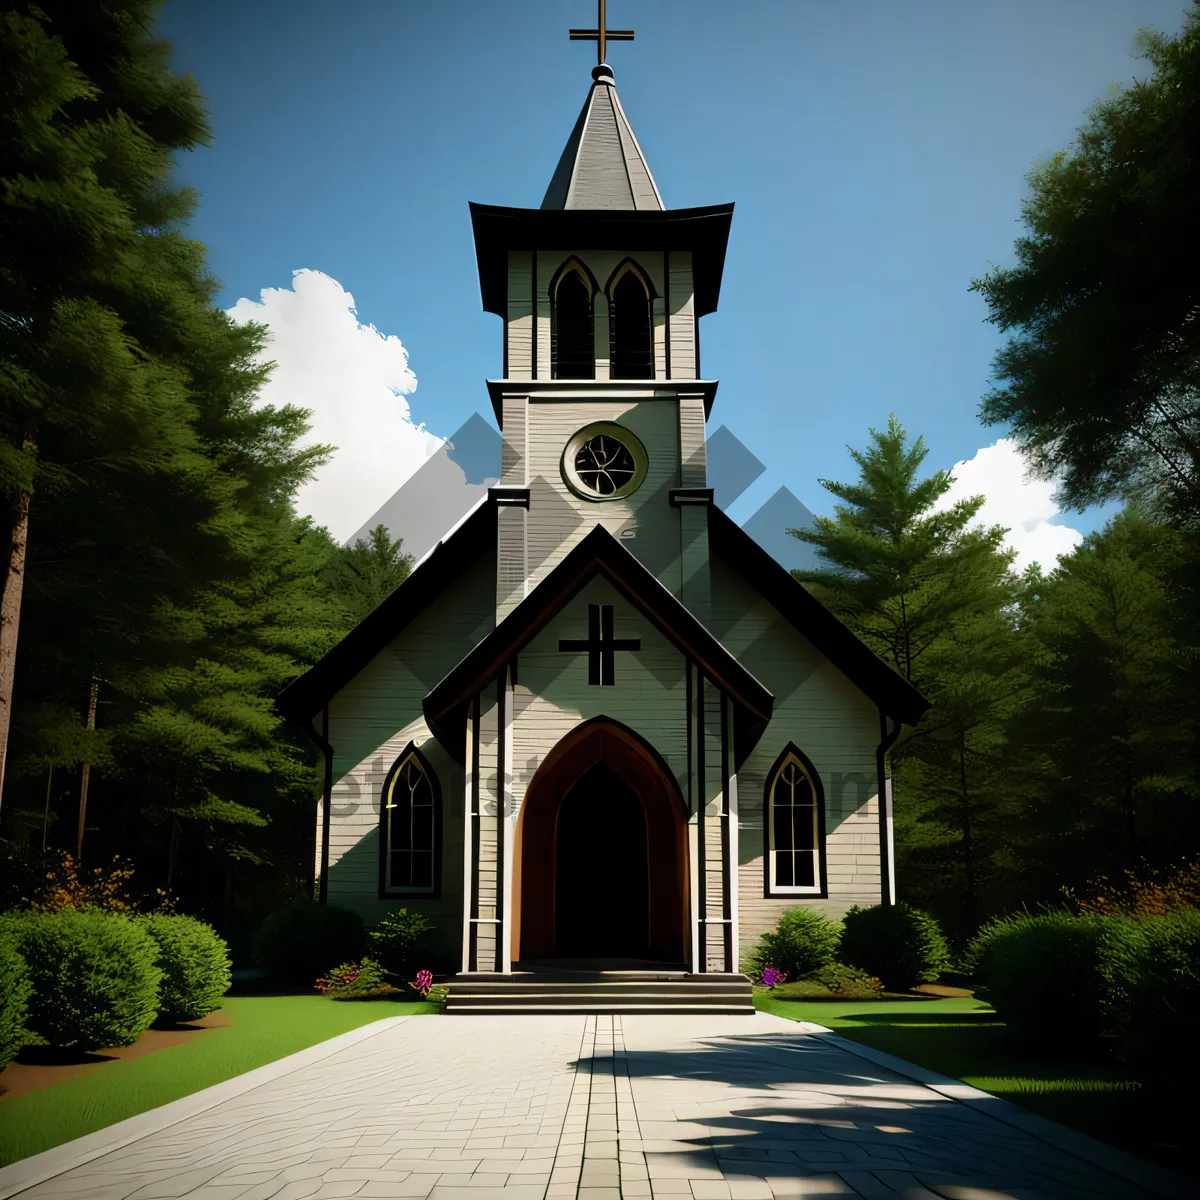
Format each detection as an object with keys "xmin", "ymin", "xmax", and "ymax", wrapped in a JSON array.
[
  {"xmin": 0, "ymin": 488, "xmax": 31, "ymax": 813},
  {"xmin": 166, "ymin": 819, "xmax": 182, "ymax": 892},
  {"xmin": 42, "ymin": 765, "xmax": 53, "ymax": 853},
  {"xmin": 75, "ymin": 678, "xmax": 100, "ymax": 859}
]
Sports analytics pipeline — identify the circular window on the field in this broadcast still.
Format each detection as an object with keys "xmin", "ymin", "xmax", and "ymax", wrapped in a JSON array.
[{"xmin": 562, "ymin": 422, "xmax": 648, "ymax": 501}]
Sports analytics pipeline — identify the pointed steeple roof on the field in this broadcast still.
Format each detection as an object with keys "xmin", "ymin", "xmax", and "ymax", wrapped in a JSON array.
[{"xmin": 542, "ymin": 65, "xmax": 663, "ymax": 211}]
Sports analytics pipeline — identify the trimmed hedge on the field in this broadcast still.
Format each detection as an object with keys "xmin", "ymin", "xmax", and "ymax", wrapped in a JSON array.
[
  {"xmin": 6, "ymin": 909, "xmax": 162, "ymax": 1051},
  {"xmin": 255, "ymin": 900, "xmax": 367, "ymax": 986},
  {"xmin": 966, "ymin": 912, "xmax": 1143, "ymax": 1055},
  {"xmin": 0, "ymin": 929, "xmax": 32, "ymax": 1067},
  {"xmin": 1120, "ymin": 909, "xmax": 1200, "ymax": 1095},
  {"xmin": 139, "ymin": 913, "xmax": 232, "ymax": 1023},
  {"xmin": 840, "ymin": 903, "xmax": 950, "ymax": 991},
  {"xmin": 745, "ymin": 905, "xmax": 842, "ymax": 981}
]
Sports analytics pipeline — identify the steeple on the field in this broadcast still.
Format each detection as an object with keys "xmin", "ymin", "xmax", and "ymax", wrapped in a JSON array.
[{"xmin": 542, "ymin": 64, "xmax": 664, "ymax": 211}]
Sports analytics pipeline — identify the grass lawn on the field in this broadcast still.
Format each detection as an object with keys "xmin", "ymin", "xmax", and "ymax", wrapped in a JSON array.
[
  {"xmin": 0, "ymin": 995, "xmax": 437, "ymax": 1167},
  {"xmin": 756, "ymin": 990, "xmax": 1191, "ymax": 1179}
]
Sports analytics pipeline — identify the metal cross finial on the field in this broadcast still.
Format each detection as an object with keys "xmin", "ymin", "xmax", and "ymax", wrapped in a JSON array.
[{"xmin": 569, "ymin": 0, "xmax": 634, "ymax": 66}]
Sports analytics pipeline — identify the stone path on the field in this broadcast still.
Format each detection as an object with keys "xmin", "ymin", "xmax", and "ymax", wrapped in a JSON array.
[{"xmin": 1, "ymin": 1012, "xmax": 1183, "ymax": 1200}]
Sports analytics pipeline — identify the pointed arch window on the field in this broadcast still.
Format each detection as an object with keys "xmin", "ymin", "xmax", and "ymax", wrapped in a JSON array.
[
  {"xmin": 608, "ymin": 260, "xmax": 654, "ymax": 380},
  {"xmin": 551, "ymin": 260, "xmax": 596, "ymax": 379},
  {"xmin": 379, "ymin": 744, "xmax": 441, "ymax": 897},
  {"xmin": 764, "ymin": 746, "xmax": 826, "ymax": 897}
]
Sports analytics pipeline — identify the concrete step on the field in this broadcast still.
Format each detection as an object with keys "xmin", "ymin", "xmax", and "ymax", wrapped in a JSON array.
[
  {"xmin": 451, "ymin": 981, "xmax": 751, "ymax": 996},
  {"xmin": 448, "ymin": 990, "xmax": 755, "ymax": 1008},
  {"xmin": 442, "ymin": 972, "xmax": 754, "ymax": 1015},
  {"xmin": 446, "ymin": 1002, "xmax": 755, "ymax": 1015}
]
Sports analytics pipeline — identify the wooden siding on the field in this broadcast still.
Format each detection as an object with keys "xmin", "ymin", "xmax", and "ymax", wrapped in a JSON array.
[
  {"xmin": 322, "ymin": 552, "xmax": 495, "ymax": 964},
  {"xmin": 709, "ymin": 555, "xmax": 883, "ymax": 963},
  {"xmin": 512, "ymin": 577, "xmax": 690, "ymax": 809},
  {"xmin": 667, "ymin": 252, "xmax": 696, "ymax": 379},
  {"xmin": 526, "ymin": 398, "xmax": 682, "ymax": 596},
  {"xmin": 506, "ymin": 251, "xmax": 533, "ymax": 378},
  {"xmin": 526, "ymin": 251, "xmax": 668, "ymax": 382}
]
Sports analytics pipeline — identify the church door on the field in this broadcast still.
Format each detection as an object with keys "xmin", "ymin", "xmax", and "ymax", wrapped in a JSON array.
[
  {"xmin": 554, "ymin": 762, "xmax": 649, "ymax": 957},
  {"xmin": 515, "ymin": 718, "xmax": 688, "ymax": 965}
]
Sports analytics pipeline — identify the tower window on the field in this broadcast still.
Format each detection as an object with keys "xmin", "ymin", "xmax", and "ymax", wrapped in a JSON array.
[
  {"xmin": 552, "ymin": 263, "xmax": 595, "ymax": 379},
  {"xmin": 609, "ymin": 263, "xmax": 654, "ymax": 380}
]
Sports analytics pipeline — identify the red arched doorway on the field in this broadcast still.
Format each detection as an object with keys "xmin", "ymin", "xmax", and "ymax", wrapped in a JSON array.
[{"xmin": 513, "ymin": 718, "xmax": 689, "ymax": 965}]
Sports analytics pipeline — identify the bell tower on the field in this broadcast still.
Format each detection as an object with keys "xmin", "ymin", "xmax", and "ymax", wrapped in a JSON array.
[{"xmin": 470, "ymin": 3, "xmax": 733, "ymax": 625}]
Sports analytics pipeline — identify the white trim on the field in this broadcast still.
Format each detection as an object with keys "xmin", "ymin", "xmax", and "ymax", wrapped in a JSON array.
[
  {"xmin": 884, "ymin": 774, "xmax": 896, "ymax": 905},
  {"xmin": 766, "ymin": 753, "xmax": 823, "ymax": 895},
  {"xmin": 460, "ymin": 706, "xmax": 475, "ymax": 974},
  {"xmin": 501, "ymin": 667, "xmax": 515, "ymax": 974},
  {"xmin": 725, "ymin": 695, "xmax": 740, "ymax": 971}
]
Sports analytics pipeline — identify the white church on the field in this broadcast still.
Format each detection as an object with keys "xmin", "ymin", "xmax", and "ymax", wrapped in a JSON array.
[{"xmin": 278, "ymin": 19, "xmax": 926, "ymax": 1007}]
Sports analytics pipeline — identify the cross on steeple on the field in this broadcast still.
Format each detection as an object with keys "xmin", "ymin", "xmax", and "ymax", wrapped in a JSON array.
[
  {"xmin": 569, "ymin": 0, "xmax": 634, "ymax": 66},
  {"xmin": 559, "ymin": 604, "xmax": 641, "ymax": 686}
]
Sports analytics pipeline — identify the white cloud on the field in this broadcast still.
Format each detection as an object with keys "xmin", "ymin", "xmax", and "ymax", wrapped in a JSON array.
[
  {"xmin": 228, "ymin": 269, "xmax": 443, "ymax": 543},
  {"xmin": 935, "ymin": 438, "xmax": 1082, "ymax": 574}
]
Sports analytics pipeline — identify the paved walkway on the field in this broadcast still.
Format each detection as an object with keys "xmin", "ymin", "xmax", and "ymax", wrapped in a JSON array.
[{"xmin": 2, "ymin": 1012, "xmax": 1184, "ymax": 1200}]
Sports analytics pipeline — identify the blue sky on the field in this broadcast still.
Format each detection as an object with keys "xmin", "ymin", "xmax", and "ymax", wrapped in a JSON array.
[{"xmin": 158, "ymin": 0, "xmax": 1186, "ymax": 561}]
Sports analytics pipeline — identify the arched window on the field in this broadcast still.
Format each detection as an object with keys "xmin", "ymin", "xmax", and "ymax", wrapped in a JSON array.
[
  {"xmin": 551, "ymin": 260, "xmax": 595, "ymax": 379},
  {"xmin": 764, "ymin": 746, "xmax": 826, "ymax": 896},
  {"xmin": 379, "ymin": 744, "xmax": 441, "ymax": 897},
  {"xmin": 608, "ymin": 260, "xmax": 654, "ymax": 380}
]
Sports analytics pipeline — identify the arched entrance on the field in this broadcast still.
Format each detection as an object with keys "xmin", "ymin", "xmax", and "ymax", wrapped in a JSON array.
[{"xmin": 514, "ymin": 718, "xmax": 689, "ymax": 965}]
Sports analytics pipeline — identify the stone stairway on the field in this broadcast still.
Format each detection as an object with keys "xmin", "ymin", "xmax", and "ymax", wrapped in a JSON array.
[{"xmin": 444, "ymin": 968, "xmax": 755, "ymax": 1015}]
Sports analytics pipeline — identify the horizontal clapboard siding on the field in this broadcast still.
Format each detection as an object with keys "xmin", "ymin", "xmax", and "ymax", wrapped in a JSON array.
[
  {"xmin": 667, "ymin": 252, "xmax": 695, "ymax": 379},
  {"xmin": 527, "ymin": 399, "xmax": 681, "ymax": 596},
  {"xmin": 322, "ymin": 553, "xmax": 495, "ymax": 961},
  {"xmin": 506, "ymin": 251, "xmax": 533, "ymax": 378},
  {"xmin": 709, "ymin": 555, "xmax": 882, "ymax": 961}
]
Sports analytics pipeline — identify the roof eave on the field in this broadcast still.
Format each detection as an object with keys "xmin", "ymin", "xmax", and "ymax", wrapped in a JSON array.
[
  {"xmin": 706, "ymin": 506, "xmax": 930, "ymax": 726},
  {"xmin": 469, "ymin": 202, "xmax": 734, "ymax": 319}
]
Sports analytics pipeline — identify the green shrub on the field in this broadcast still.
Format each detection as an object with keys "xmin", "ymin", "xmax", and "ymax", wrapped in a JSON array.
[
  {"xmin": 0, "ymin": 929, "xmax": 32, "ymax": 1067},
  {"xmin": 745, "ymin": 905, "xmax": 842, "ymax": 981},
  {"xmin": 254, "ymin": 900, "xmax": 367, "ymax": 986},
  {"xmin": 6, "ymin": 909, "xmax": 162, "ymax": 1051},
  {"xmin": 368, "ymin": 908, "xmax": 434, "ymax": 978},
  {"xmin": 138, "ymin": 913, "xmax": 232, "ymax": 1023},
  {"xmin": 1120, "ymin": 909, "xmax": 1200, "ymax": 1095},
  {"xmin": 966, "ymin": 911, "xmax": 1143, "ymax": 1055},
  {"xmin": 840, "ymin": 903, "xmax": 950, "ymax": 991},
  {"xmin": 808, "ymin": 961, "xmax": 885, "ymax": 998},
  {"xmin": 315, "ymin": 957, "xmax": 399, "ymax": 1000}
]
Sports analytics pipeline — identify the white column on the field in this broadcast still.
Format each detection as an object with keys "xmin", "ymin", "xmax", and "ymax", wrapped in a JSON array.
[
  {"xmin": 461, "ymin": 701, "xmax": 475, "ymax": 974},
  {"xmin": 726, "ymin": 694, "xmax": 740, "ymax": 974},
  {"xmin": 501, "ymin": 667, "xmax": 515, "ymax": 974}
]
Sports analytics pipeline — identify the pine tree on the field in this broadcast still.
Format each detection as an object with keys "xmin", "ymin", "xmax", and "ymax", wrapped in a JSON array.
[
  {"xmin": 789, "ymin": 416, "xmax": 1025, "ymax": 934},
  {"xmin": 326, "ymin": 524, "xmax": 414, "ymax": 626},
  {"xmin": 1011, "ymin": 509, "xmax": 1199, "ymax": 893}
]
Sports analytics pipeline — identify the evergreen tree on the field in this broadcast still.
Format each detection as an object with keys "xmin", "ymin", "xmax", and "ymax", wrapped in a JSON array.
[
  {"xmin": 0, "ymin": 1, "xmax": 347, "ymax": 941},
  {"xmin": 1010, "ymin": 509, "xmax": 1199, "ymax": 894},
  {"xmin": 971, "ymin": 4, "xmax": 1200, "ymax": 527},
  {"xmin": 326, "ymin": 524, "xmax": 414, "ymax": 627},
  {"xmin": 789, "ymin": 416, "xmax": 1025, "ymax": 936}
]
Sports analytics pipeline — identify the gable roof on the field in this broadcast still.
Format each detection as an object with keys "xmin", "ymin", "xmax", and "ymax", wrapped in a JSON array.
[
  {"xmin": 423, "ymin": 524, "xmax": 774, "ymax": 766},
  {"xmin": 542, "ymin": 64, "xmax": 664, "ymax": 211},
  {"xmin": 275, "ymin": 499, "xmax": 496, "ymax": 726},
  {"xmin": 706, "ymin": 505, "xmax": 930, "ymax": 725}
]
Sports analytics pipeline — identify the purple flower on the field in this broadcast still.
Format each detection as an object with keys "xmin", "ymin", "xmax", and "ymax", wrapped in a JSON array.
[
  {"xmin": 413, "ymin": 969, "xmax": 433, "ymax": 996},
  {"xmin": 761, "ymin": 968, "xmax": 787, "ymax": 988}
]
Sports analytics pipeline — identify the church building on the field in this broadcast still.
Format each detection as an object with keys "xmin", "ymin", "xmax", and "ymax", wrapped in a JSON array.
[{"xmin": 278, "ymin": 18, "xmax": 927, "ymax": 986}]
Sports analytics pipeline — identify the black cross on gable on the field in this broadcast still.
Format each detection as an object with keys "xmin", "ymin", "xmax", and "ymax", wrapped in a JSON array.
[{"xmin": 559, "ymin": 604, "xmax": 641, "ymax": 686}]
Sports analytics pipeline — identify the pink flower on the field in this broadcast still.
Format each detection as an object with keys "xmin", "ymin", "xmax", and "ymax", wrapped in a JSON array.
[{"xmin": 412, "ymin": 969, "xmax": 433, "ymax": 996}]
